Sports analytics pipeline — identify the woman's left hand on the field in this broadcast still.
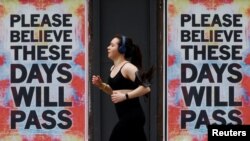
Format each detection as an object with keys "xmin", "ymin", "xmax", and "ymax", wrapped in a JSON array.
[{"xmin": 111, "ymin": 91, "xmax": 126, "ymax": 103}]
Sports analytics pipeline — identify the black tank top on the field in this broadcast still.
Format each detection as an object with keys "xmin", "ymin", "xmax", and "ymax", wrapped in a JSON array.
[{"xmin": 107, "ymin": 63, "xmax": 142, "ymax": 119}]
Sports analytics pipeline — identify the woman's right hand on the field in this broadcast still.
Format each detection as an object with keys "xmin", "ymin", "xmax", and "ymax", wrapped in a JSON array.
[{"xmin": 92, "ymin": 75, "xmax": 103, "ymax": 88}]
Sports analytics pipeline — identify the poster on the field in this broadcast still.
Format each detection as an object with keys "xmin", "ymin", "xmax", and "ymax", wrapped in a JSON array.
[
  {"xmin": 167, "ymin": 0, "xmax": 250, "ymax": 140},
  {"xmin": 0, "ymin": 0, "xmax": 88, "ymax": 140}
]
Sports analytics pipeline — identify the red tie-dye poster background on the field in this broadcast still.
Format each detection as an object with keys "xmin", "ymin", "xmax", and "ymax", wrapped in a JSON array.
[
  {"xmin": 167, "ymin": 0, "xmax": 250, "ymax": 140},
  {"xmin": 0, "ymin": 0, "xmax": 88, "ymax": 141}
]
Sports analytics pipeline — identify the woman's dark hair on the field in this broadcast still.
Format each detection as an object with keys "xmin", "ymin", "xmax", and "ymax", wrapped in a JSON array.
[{"xmin": 114, "ymin": 34, "xmax": 154, "ymax": 84}]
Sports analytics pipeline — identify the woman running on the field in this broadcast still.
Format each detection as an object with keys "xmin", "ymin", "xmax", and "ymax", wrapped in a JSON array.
[{"xmin": 92, "ymin": 34, "xmax": 153, "ymax": 141}]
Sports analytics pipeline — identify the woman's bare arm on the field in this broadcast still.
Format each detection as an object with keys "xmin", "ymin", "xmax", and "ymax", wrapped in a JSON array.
[
  {"xmin": 92, "ymin": 75, "xmax": 113, "ymax": 95},
  {"xmin": 126, "ymin": 85, "xmax": 150, "ymax": 99},
  {"xmin": 99, "ymin": 82, "xmax": 113, "ymax": 95}
]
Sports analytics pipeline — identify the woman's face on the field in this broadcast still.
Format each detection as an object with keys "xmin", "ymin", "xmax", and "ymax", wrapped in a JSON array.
[{"xmin": 107, "ymin": 37, "xmax": 121, "ymax": 59}]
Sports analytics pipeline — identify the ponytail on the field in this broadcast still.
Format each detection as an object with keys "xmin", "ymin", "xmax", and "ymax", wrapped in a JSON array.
[
  {"xmin": 130, "ymin": 44, "xmax": 142, "ymax": 69},
  {"xmin": 132, "ymin": 44, "xmax": 154, "ymax": 99},
  {"xmin": 130, "ymin": 44, "xmax": 154, "ymax": 84}
]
